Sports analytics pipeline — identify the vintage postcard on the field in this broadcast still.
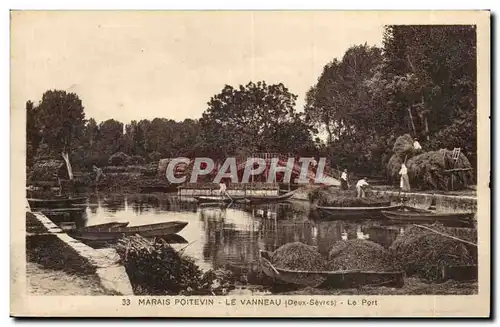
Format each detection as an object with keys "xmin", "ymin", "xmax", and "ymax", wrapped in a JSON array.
[{"xmin": 10, "ymin": 10, "xmax": 490, "ymax": 317}]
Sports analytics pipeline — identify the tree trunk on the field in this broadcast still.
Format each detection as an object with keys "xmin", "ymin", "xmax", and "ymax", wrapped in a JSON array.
[
  {"xmin": 61, "ymin": 152, "xmax": 74, "ymax": 180},
  {"xmin": 325, "ymin": 125, "xmax": 333, "ymax": 145},
  {"xmin": 424, "ymin": 115, "xmax": 430, "ymax": 141},
  {"xmin": 407, "ymin": 107, "xmax": 416, "ymax": 136},
  {"xmin": 420, "ymin": 95, "xmax": 429, "ymax": 141}
]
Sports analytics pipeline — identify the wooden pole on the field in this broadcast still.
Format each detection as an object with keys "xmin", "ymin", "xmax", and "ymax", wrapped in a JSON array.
[
  {"xmin": 407, "ymin": 107, "xmax": 417, "ymax": 137},
  {"xmin": 413, "ymin": 224, "xmax": 477, "ymax": 247}
]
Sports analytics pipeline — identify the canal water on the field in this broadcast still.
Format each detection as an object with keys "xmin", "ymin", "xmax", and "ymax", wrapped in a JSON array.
[{"xmin": 39, "ymin": 192, "xmax": 406, "ymax": 274}]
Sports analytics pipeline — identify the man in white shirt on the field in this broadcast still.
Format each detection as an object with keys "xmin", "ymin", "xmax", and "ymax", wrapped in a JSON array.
[
  {"xmin": 356, "ymin": 177, "xmax": 369, "ymax": 198},
  {"xmin": 218, "ymin": 181, "xmax": 227, "ymax": 197},
  {"xmin": 399, "ymin": 163, "xmax": 410, "ymax": 191},
  {"xmin": 413, "ymin": 139, "xmax": 422, "ymax": 151},
  {"xmin": 340, "ymin": 169, "xmax": 349, "ymax": 190}
]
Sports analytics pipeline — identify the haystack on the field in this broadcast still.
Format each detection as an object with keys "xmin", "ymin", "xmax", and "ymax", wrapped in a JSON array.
[
  {"xmin": 387, "ymin": 149, "xmax": 474, "ymax": 190},
  {"xmin": 108, "ymin": 152, "xmax": 131, "ymax": 166},
  {"xmin": 328, "ymin": 239, "xmax": 389, "ymax": 271},
  {"xmin": 308, "ymin": 186, "xmax": 390, "ymax": 207},
  {"xmin": 272, "ymin": 242, "xmax": 327, "ymax": 271},
  {"xmin": 389, "ymin": 224, "xmax": 477, "ymax": 281},
  {"xmin": 157, "ymin": 158, "xmax": 190, "ymax": 179},
  {"xmin": 271, "ymin": 242, "xmax": 328, "ymax": 286},
  {"xmin": 407, "ymin": 149, "xmax": 474, "ymax": 190},
  {"xmin": 28, "ymin": 159, "xmax": 67, "ymax": 181},
  {"xmin": 392, "ymin": 134, "xmax": 415, "ymax": 158}
]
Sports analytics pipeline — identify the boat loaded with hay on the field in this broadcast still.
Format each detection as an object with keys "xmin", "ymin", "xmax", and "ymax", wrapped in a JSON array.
[
  {"xmin": 308, "ymin": 186, "xmax": 403, "ymax": 220},
  {"xmin": 260, "ymin": 242, "xmax": 405, "ymax": 289},
  {"xmin": 389, "ymin": 224, "xmax": 477, "ymax": 282}
]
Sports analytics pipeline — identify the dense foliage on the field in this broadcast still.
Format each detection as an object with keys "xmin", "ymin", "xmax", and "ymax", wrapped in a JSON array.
[
  {"xmin": 26, "ymin": 25, "xmax": 477, "ymax": 182},
  {"xmin": 305, "ymin": 25, "xmax": 477, "ymax": 175}
]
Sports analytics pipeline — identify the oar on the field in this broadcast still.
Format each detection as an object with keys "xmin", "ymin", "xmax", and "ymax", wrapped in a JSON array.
[{"xmin": 225, "ymin": 191, "xmax": 234, "ymax": 204}]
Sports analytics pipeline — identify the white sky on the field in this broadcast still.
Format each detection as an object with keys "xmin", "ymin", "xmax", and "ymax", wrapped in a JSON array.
[{"xmin": 11, "ymin": 11, "xmax": 384, "ymax": 123}]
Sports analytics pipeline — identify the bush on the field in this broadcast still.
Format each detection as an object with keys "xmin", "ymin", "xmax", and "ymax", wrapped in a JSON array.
[
  {"xmin": 129, "ymin": 155, "xmax": 146, "ymax": 165},
  {"xmin": 115, "ymin": 236, "xmax": 235, "ymax": 295},
  {"xmin": 148, "ymin": 151, "xmax": 162, "ymax": 163},
  {"xmin": 108, "ymin": 152, "xmax": 131, "ymax": 166}
]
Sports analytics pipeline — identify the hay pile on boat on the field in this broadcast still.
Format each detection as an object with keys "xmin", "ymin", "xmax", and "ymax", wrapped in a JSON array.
[
  {"xmin": 328, "ymin": 239, "xmax": 389, "ymax": 271},
  {"xmin": 389, "ymin": 224, "xmax": 477, "ymax": 281},
  {"xmin": 115, "ymin": 235, "xmax": 235, "ymax": 295},
  {"xmin": 308, "ymin": 187, "xmax": 390, "ymax": 207},
  {"xmin": 271, "ymin": 242, "xmax": 328, "ymax": 287},
  {"xmin": 272, "ymin": 242, "xmax": 327, "ymax": 271},
  {"xmin": 387, "ymin": 149, "xmax": 474, "ymax": 190}
]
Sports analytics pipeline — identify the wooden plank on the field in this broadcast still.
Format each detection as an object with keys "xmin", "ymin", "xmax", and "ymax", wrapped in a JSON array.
[{"xmin": 444, "ymin": 168, "xmax": 473, "ymax": 173}]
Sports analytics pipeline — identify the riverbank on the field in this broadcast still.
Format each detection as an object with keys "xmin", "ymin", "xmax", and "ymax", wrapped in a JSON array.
[
  {"xmin": 26, "ymin": 211, "xmax": 132, "ymax": 295},
  {"xmin": 281, "ymin": 277, "xmax": 478, "ymax": 295},
  {"xmin": 291, "ymin": 184, "xmax": 477, "ymax": 214},
  {"xmin": 27, "ymin": 261, "xmax": 115, "ymax": 295}
]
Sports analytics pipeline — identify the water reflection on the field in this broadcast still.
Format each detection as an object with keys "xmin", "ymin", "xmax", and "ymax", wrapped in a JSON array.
[{"xmin": 38, "ymin": 192, "xmax": 406, "ymax": 276}]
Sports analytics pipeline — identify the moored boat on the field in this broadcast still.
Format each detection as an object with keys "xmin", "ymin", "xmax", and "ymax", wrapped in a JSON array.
[
  {"xmin": 381, "ymin": 210, "xmax": 475, "ymax": 222},
  {"xmin": 194, "ymin": 195, "xmax": 243, "ymax": 204},
  {"xmin": 83, "ymin": 221, "xmax": 130, "ymax": 230},
  {"xmin": 68, "ymin": 221, "xmax": 188, "ymax": 242},
  {"xmin": 242, "ymin": 190, "xmax": 296, "ymax": 204},
  {"xmin": 27, "ymin": 196, "xmax": 88, "ymax": 209},
  {"xmin": 259, "ymin": 251, "xmax": 404, "ymax": 289},
  {"xmin": 194, "ymin": 190, "xmax": 296, "ymax": 204},
  {"xmin": 59, "ymin": 221, "xmax": 130, "ymax": 232},
  {"xmin": 40, "ymin": 207, "xmax": 87, "ymax": 215},
  {"xmin": 315, "ymin": 203, "xmax": 402, "ymax": 220}
]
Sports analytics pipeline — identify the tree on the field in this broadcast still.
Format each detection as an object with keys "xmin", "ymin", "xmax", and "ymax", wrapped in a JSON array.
[
  {"xmin": 305, "ymin": 45, "xmax": 383, "ymax": 145},
  {"xmin": 85, "ymin": 118, "xmax": 99, "ymax": 147},
  {"xmin": 382, "ymin": 25, "xmax": 477, "ymax": 143},
  {"xmin": 36, "ymin": 90, "xmax": 86, "ymax": 179},
  {"xmin": 200, "ymin": 81, "xmax": 312, "ymax": 157},
  {"xmin": 304, "ymin": 44, "xmax": 384, "ymax": 173},
  {"xmin": 26, "ymin": 100, "xmax": 39, "ymax": 167},
  {"xmin": 97, "ymin": 119, "xmax": 124, "ymax": 157}
]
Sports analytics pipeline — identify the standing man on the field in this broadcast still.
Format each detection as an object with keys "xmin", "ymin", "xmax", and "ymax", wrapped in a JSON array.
[
  {"xmin": 413, "ymin": 138, "xmax": 422, "ymax": 152},
  {"xmin": 93, "ymin": 165, "xmax": 104, "ymax": 183},
  {"xmin": 356, "ymin": 177, "xmax": 369, "ymax": 198},
  {"xmin": 218, "ymin": 180, "xmax": 227, "ymax": 198},
  {"xmin": 399, "ymin": 163, "xmax": 411, "ymax": 192},
  {"xmin": 340, "ymin": 169, "xmax": 349, "ymax": 190}
]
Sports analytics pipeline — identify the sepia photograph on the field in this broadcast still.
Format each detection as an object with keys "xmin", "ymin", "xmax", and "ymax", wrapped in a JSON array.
[{"xmin": 10, "ymin": 10, "xmax": 490, "ymax": 317}]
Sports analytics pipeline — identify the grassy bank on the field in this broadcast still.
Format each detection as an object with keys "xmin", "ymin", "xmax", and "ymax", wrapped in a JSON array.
[
  {"xmin": 26, "ymin": 211, "xmax": 120, "ymax": 296},
  {"xmin": 26, "ymin": 234, "xmax": 119, "ymax": 295},
  {"xmin": 281, "ymin": 278, "xmax": 478, "ymax": 295}
]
